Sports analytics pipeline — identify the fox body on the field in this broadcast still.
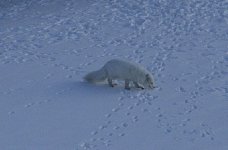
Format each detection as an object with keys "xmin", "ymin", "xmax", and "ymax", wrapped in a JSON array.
[{"xmin": 84, "ymin": 59, "xmax": 154, "ymax": 90}]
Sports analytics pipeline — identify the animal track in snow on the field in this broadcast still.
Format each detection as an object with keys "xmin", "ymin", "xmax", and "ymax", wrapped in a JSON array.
[
  {"xmin": 77, "ymin": 89, "xmax": 166, "ymax": 150},
  {"xmin": 1, "ymin": 0, "xmax": 227, "ymax": 149}
]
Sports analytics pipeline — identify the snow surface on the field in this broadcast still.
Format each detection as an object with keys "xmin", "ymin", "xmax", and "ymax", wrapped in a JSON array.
[{"xmin": 0, "ymin": 0, "xmax": 228, "ymax": 150}]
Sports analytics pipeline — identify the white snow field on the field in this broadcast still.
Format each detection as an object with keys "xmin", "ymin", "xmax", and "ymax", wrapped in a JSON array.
[{"xmin": 0, "ymin": 0, "xmax": 228, "ymax": 150}]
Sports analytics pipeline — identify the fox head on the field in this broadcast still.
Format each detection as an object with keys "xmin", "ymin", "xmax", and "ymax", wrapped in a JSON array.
[{"xmin": 144, "ymin": 74, "xmax": 155, "ymax": 89}]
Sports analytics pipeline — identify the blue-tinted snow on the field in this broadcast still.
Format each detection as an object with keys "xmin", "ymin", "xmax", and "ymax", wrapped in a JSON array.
[{"xmin": 0, "ymin": 0, "xmax": 228, "ymax": 150}]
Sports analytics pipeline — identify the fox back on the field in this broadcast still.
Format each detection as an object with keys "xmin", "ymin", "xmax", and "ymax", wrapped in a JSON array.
[{"xmin": 104, "ymin": 59, "xmax": 152, "ymax": 84}]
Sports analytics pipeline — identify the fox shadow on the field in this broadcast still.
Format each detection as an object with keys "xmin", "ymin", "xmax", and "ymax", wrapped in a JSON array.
[
  {"xmin": 54, "ymin": 81, "xmax": 124, "ymax": 99},
  {"xmin": 52, "ymin": 80, "xmax": 150, "ymax": 102}
]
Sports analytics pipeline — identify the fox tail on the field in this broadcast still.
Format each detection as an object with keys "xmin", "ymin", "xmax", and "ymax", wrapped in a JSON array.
[{"xmin": 84, "ymin": 67, "xmax": 107, "ymax": 83}]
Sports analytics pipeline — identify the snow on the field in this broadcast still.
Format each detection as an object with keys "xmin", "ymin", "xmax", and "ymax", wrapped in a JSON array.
[{"xmin": 0, "ymin": 0, "xmax": 228, "ymax": 150}]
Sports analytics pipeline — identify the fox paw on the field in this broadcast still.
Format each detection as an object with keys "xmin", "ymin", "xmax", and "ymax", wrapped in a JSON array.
[
  {"xmin": 110, "ymin": 83, "xmax": 117, "ymax": 87},
  {"xmin": 125, "ymin": 87, "xmax": 131, "ymax": 90}
]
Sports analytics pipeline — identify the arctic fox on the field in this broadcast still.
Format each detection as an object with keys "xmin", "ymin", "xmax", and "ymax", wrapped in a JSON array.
[{"xmin": 84, "ymin": 59, "xmax": 154, "ymax": 90}]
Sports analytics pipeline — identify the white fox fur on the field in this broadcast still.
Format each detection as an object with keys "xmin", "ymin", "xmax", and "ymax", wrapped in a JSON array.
[{"xmin": 84, "ymin": 59, "xmax": 154, "ymax": 90}]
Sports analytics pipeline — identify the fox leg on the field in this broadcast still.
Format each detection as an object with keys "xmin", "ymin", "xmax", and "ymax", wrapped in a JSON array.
[
  {"xmin": 108, "ymin": 78, "xmax": 117, "ymax": 87},
  {"xmin": 125, "ymin": 79, "xmax": 130, "ymax": 90},
  {"xmin": 133, "ymin": 82, "xmax": 144, "ymax": 89}
]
